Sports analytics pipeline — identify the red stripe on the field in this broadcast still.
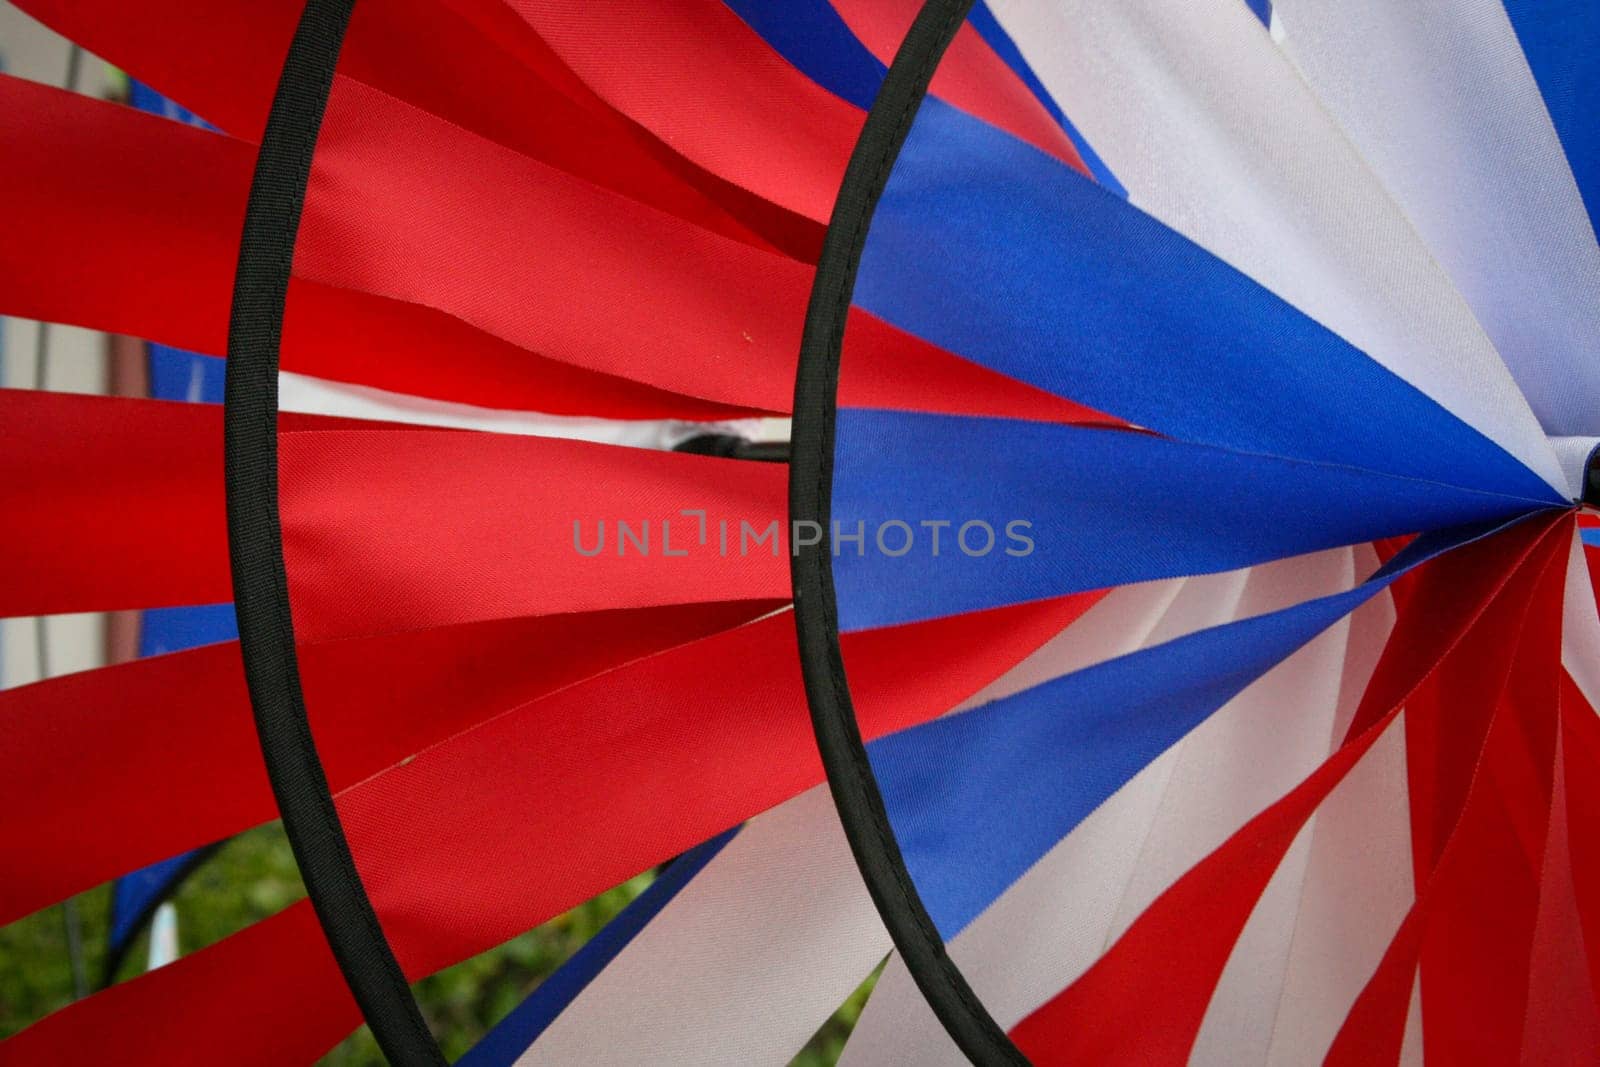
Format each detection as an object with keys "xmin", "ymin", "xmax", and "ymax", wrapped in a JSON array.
[
  {"xmin": 0, "ymin": 76, "xmax": 751, "ymax": 420},
  {"xmin": 2, "ymin": 592, "xmax": 1102, "ymax": 1065},
  {"xmin": 1555, "ymin": 673, "xmax": 1600, "ymax": 1034},
  {"xmin": 0, "ymin": 75, "xmax": 1102, "ymax": 426},
  {"xmin": 0, "ymin": 390, "xmax": 380, "ymax": 617},
  {"xmin": 828, "ymin": 0, "xmax": 1088, "ymax": 173},
  {"xmin": 1324, "ymin": 524, "xmax": 1572, "ymax": 1065},
  {"xmin": 12, "ymin": 0, "xmax": 796, "ymax": 253},
  {"xmin": 1520, "ymin": 694, "xmax": 1600, "ymax": 1064},
  {"xmin": 0, "ymin": 601, "xmax": 778, "ymax": 925},
  {"xmin": 0, "ymin": 392, "xmax": 790, "ymax": 621}
]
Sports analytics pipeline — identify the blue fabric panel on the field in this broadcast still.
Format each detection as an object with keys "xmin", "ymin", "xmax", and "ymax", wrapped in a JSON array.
[
  {"xmin": 831, "ymin": 410, "xmax": 1558, "ymax": 631},
  {"xmin": 852, "ymin": 101, "xmax": 1561, "ymax": 506},
  {"xmin": 720, "ymin": 0, "xmax": 885, "ymax": 109},
  {"xmin": 1501, "ymin": 0, "xmax": 1600, "ymax": 231}
]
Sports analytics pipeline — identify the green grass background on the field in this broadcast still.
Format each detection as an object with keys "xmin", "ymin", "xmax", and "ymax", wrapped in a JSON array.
[{"xmin": 0, "ymin": 823, "xmax": 870, "ymax": 1064}]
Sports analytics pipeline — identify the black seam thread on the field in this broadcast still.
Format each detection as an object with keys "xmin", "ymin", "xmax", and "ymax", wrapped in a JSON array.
[
  {"xmin": 789, "ymin": 0, "xmax": 1030, "ymax": 1063},
  {"xmin": 224, "ymin": 1, "xmax": 445, "ymax": 1063}
]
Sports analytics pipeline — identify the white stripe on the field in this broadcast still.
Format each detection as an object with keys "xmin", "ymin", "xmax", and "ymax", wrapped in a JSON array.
[
  {"xmin": 957, "ymin": 545, "xmax": 1368, "ymax": 717},
  {"xmin": 1198, "ymin": 708, "xmax": 1413, "ymax": 1065},
  {"xmin": 1268, "ymin": 0, "xmax": 1600, "ymax": 444},
  {"xmin": 1190, "ymin": 818, "xmax": 1317, "ymax": 1065},
  {"xmin": 1103, "ymin": 548, "xmax": 1357, "ymax": 945},
  {"xmin": 519, "ymin": 787, "xmax": 887, "ymax": 1066},
  {"xmin": 1563, "ymin": 527, "xmax": 1600, "ymax": 715},
  {"xmin": 840, "ymin": 549, "xmax": 1392, "ymax": 1064},
  {"xmin": 277, "ymin": 370, "xmax": 770, "ymax": 449},
  {"xmin": 1552, "ymin": 437, "xmax": 1600, "ymax": 502},
  {"xmin": 989, "ymin": 0, "xmax": 1564, "ymax": 493},
  {"xmin": 1399, "ymin": 968, "xmax": 1425, "ymax": 1066}
]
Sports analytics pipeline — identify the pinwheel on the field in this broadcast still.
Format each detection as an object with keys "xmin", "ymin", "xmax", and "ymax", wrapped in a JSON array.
[{"xmin": 1, "ymin": 2, "xmax": 1597, "ymax": 1066}]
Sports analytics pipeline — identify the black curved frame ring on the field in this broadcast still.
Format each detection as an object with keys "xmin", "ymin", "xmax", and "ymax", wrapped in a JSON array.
[
  {"xmin": 789, "ymin": 0, "xmax": 1030, "ymax": 1063},
  {"xmin": 224, "ymin": 0, "xmax": 446, "ymax": 1063},
  {"xmin": 229, "ymin": 0, "xmax": 1023, "ymax": 1063}
]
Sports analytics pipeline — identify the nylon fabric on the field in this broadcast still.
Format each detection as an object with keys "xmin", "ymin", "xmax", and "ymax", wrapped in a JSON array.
[{"xmin": 985, "ymin": 0, "xmax": 1566, "ymax": 494}]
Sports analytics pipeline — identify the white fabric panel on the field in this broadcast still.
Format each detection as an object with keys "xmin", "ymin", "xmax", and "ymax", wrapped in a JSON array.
[
  {"xmin": 1399, "ymin": 969, "xmax": 1425, "ymax": 1067},
  {"xmin": 840, "ymin": 549, "xmax": 1388, "ymax": 1065},
  {"xmin": 953, "ymin": 577, "xmax": 1188, "ymax": 714},
  {"xmin": 1562, "ymin": 528, "xmax": 1600, "ymax": 715},
  {"xmin": 1552, "ymin": 437, "xmax": 1600, "ymax": 501},
  {"xmin": 988, "ymin": 0, "xmax": 1564, "ymax": 494},
  {"xmin": 520, "ymin": 786, "xmax": 887, "ymax": 1066},
  {"xmin": 1102, "ymin": 548, "xmax": 1356, "ymax": 945},
  {"xmin": 1329, "ymin": 545, "xmax": 1393, "ymax": 748},
  {"xmin": 835, "ymin": 749, "xmax": 1182, "ymax": 1067},
  {"xmin": 957, "ymin": 545, "xmax": 1366, "ymax": 717},
  {"xmin": 278, "ymin": 370, "xmax": 770, "ymax": 449},
  {"xmin": 1199, "ymin": 709, "xmax": 1413, "ymax": 1065},
  {"xmin": 1267, "ymin": 0, "xmax": 1600, "ymax": 443},
  {"xmin": 1190, "ymin": 820, "xmax": 1316, "ymax": 1065}
]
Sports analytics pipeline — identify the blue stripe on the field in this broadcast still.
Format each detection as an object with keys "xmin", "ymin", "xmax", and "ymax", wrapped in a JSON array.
[
  {"xmin": 1582, "ymin": 528, "xmax": 1600, "ymax": 548},
  {"xmin": 853, "ymin": 100, "xmax": 1562, "ymax": 507},
  {"xmin": 459, "ymin": 828, "xmax": 739, "ymax": 1067},
  {"xmin": 866, "ymin": 516, "xmax": 1524, "ymax": 936},
  {"xmin": 720, "ymin": 0, "xmax": 884, "ymax": 109},
  {"xmin": 832, "ymin": 410, "xmax": 1557, "ymax": 631},
  {"xmin": 1245, "ymin": 0, "xmax": 1273, "ymax": 27},
  {"xmin": 965, "ymin": 2, "xmax": 1126, "ymax": 196},
  {"xmin": 1501, "ymin": 0, "xmax": 1600, "ymax": 231}
]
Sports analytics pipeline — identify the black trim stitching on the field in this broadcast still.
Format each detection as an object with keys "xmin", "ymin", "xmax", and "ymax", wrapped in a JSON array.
[
  {"xmin": 223, "ymin": 1, "xmax": 445, "ymax": 1063},
  {"xmin": 788, "ymin": 1, "xmax": 1030, "ymax": 1063}
]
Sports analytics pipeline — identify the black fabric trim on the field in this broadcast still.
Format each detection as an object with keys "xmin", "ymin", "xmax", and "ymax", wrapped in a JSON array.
[
  {"xmin": 672, "ymin": 433, "xmax": 791, "ymax": 463},
  {"xmin": 788, "ymin": 1, "xmax": 1029, "ymax": 1064},
  {"xmin": 223, "ymin": 2, "xmax": 445, "ymax": 1063},
  {"xmin": 99, "ymin": 842, "xmax": 224, "ymax": 989},
  {"xmin": 1583, "ymin": 442, "xmax": 1600, "ymax": 508}
]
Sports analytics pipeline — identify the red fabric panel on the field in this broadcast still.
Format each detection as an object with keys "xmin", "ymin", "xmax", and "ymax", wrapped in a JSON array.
[
  {"xmin": 0, "ymin": 75, "xmax": 1100, "ymax": 426},
  {"xmin": 1412, "ymin": 544, "xmax": 1564, "ymax": 1066},
  {"xmin": 12, "ymin": 0, "xmax": 797, "ymax": 253},
  {"xmin": 0, "ymin": 76, "xmax": 749, "ymax": 419},
  {"xmin": 0, "ymin": 390, "xmax": 382, "ymax": 617},
  {"xmin": 1520, "ymin": 701, "xmax": 1600, "ymax": 1063},
  {"xmin": 278, "ymin": 427, "xmax": 790, "ymax": 640},
  {"xmin": 0, "ymin": 391, "xmax": 789, "ymax": 622},
  {"xmin": 1, "ymin": 592, "xmax": 1103, "ymax": 1065},
  {"xmin": 0, "ymin": 600, "xmax": 777, "ymax": 924},
  {"xmin": 1012, "ymin": 515, "xmax": 1566, "ymax": 1065},
  {"xmin": 1556, "ymin": 674, "xmax": 1600, "ymax": 1035},
  {"xmin": 472, "ymin": 0, "xmax": 863, "ymax": 224},
  {"xmin": 1324, "ymin": 523, "xmax": 1571, "ymax": 1065},
  {"xmin": 302, "ymin": 74, "xmax": 1105, "ymax": 422},
  {"xmin": 828, "ymin": 0, "xmax": 1088, "ymax": 172}
]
